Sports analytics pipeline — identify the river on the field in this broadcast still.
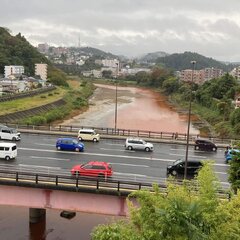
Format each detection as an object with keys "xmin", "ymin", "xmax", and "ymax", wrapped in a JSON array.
[{"xmin": 0, "ymin": 84, "xmax": 199, "ymax": 240}]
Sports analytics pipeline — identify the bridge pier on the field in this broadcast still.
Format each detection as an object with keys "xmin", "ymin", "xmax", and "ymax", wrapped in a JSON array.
[{"xmin": 29, "ymin": 208, "xmax": 46, "ymax": 224}]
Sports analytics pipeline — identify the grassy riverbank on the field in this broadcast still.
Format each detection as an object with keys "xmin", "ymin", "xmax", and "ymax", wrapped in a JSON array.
[{"xmin": 0, "ymin": 76, "xmax": 94, "ymax": 126}]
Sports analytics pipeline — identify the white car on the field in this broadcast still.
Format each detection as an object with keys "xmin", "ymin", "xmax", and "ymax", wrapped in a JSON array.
[
  {"xmin": 78, "ymin": 129, "xmax": 100, "ymax": 142},
  {"xmin": 0, "ymin": 127, "xmax": 21, "ymax": 141},
  {"xmin": 125, "ymin": 138, "xmax": 153, "ymax": 152}
]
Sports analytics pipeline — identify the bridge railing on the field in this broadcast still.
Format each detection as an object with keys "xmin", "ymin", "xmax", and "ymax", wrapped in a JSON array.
[
  {"xmin": 2, "ymin": 123, "xmax": 238, "ymax": 145},
  {"xmin": 0, "ymin": 169, "xmax": 230, "ymax": 199}
]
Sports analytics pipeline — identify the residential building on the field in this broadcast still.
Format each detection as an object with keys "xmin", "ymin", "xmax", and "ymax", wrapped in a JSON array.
[
  {"xmin": 82, "ymin": 70, "xmax": 102, "ymax": 78},
  {"xmin": 204, "ymin": 68, "xmax": 224, "ymax": 81},
  {"xmin": 180, "ymin": 67, "xmax": 224, "ymax": 84},
  {"xmin": 234, "ymin": 94, "xmax": 240, "ymax": 108},
  {"xmin": 4, "ymin": 66, "xmax": 24, "ymax": 78},
  {"xmin": 35, "ymin": 63, "xmax": 47, "ymax": 80},
  {"xmin": 180, "ymin": 69, "xmax": 204, "ymax": 84},
  {"xmin": 230, "ymin": 66, "xmax": 240, "ymax": 80}
]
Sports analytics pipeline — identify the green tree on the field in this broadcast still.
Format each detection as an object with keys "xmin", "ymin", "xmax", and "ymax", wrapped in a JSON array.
[
  {"xmin": 92, "ymin": 162, "xmax": 240, "ymax": 240},
  {"xmin": 102, "ymin": 70, "xmax": 112, "ymax": 78}
]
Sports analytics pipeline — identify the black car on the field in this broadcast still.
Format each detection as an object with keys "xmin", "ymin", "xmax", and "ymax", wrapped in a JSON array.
[
  {"xmin": 194, "ymin": 139, "xmax": 217, "ymax": 152},
  {"xmin": 167, "ymin": 159, "xmax": 203, "ymax": 177}
]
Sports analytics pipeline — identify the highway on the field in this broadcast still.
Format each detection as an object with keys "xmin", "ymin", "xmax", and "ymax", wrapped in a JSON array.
[{"xmin": 0, "ymin": 133, "xmax": 230, "ymax": 186}]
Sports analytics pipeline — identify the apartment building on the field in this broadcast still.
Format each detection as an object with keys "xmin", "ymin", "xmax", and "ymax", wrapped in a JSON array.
[
  {"xmin": 180, "ymin": 69, "xmax": 205, "ymax": 84},
  {"xmin": 180, "ymin": 67, "xmax": 224, "ymax": 84},
  {"xmin": 4, "ymin": 66, "xmax": 24, "ymax": 78},
  {"xmin": 230, "ymin": 66, "xmax": 240, "ymax": 80},
  {"xmin": 204, "ymin": 68, "xmax": 224, "ymax": 81},
  {"xmin": 35, "ymin": 63, "xmax": 47, "ymax": 80}
]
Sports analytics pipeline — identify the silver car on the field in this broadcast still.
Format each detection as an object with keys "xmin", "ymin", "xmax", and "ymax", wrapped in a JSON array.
[{"xmin": 125, "ymin": 138, "xmax": 153, "ymax": 152}]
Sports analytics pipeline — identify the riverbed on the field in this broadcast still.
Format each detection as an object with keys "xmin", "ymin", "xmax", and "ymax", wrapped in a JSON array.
[{"xmin": 61, "ymin": 84, "xmax": 199, "ymax": 134}]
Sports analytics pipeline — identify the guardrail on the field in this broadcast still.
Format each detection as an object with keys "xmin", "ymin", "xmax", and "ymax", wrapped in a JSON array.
[
  {"xmin": 3, "ymin": 123, "xmax": 239, "ymax": 145},
  {"xmin": 0, "ymin": 170, "xmax": 230, "ymax": 199}
]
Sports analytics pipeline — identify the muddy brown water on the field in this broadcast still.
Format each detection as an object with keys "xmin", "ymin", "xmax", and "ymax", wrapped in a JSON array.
[{"xmin": 62, "ymin": 84, "xmax": 199, "ymax": 135}]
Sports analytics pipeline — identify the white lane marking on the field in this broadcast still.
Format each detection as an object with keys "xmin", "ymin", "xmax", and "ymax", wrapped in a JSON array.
[
  {"xmin": 100, "ymin": 148, "xmax": 127, "ymax": 152},
  {"xmin": 35, "ymin": 143, "xmax": 54, "ymax": 146},
  {"xmin": 18, "ymin": 164, "xmax": 61, "ymax": 170},
  {"xmin": 169, "ymin": 153, "xmax": 207, "ymax": 159},
  {"xmin": 214, "ymin": 163, "xmax": 229, "ymax": 167},
  {"xmin": 18, "ymin": 147, "xmax": 230, "ymax": 167},
  {"xmin": 105, "ymin": 143, "xmax": 125, "ymax": 146},
  {"xmin": 114, "ymin": 172, "xmax": 147, "ymax": 177},
  {"xmin": 215, "ymin": 171, "xmax": 228, "ymax": 175},
  {"xmin": 30, "ymin": 156, "xmax": 70, "ymax": 161},
  {"xmin": 111, "ymin": 163, "xmax": 149, "ymax": 168}
]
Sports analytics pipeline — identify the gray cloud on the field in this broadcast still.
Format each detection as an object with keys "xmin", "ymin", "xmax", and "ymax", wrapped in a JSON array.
[{"xmin": 2, "ymin": 0, "xmax": 240, "ymax": 61}]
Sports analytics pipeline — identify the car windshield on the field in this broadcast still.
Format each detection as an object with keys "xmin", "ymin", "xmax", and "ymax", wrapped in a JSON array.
[
  {"xmin": 173, "ymin": 159, "xmax": 183, "ymax": 165},
  {"xmin": 72, "ymin": 139, "xmax": 79, "ymax": 144},
  {"xmin": 10, "ymin": 129, "xmax": 18, "ymax": 133}
]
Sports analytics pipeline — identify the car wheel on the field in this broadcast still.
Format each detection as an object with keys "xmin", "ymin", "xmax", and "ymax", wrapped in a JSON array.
[
  {"xmin": 75, "ymin": 148, "xmax": 80, "ymax": 152},
  {"xmin": 57, "ymin": 146, "xmax": 61, "ymax": 150},
  {"xmin": 98, "ymin": 173, "xmax": 105, "ymax": 178},
  {"xmin": 127, "ymin": 146, "xmax": 133, "ymax": 150},
  {"xmin": 93, "ymin": 138, "xmax": 97, "ymax": 142},
  {"xmin": 145, "ymin": 147, "xmax": 150, "ymax": 152},
  {"xmin": 171, "ymin": 170, "xmax": 177, "ymax": 176},
  {"xmin": 5, "ymin": 156, "xmax": 10, "ymax": 161},
  {"xmin": 212, "ymin": 147, "xmax": 217, "ymax": 152},
  {"xmin": 12, "ymin": 137, "xmax": 16, "ymax": 141},
  {"xmin": 78, "ymin": 137, "xmax": 82, "ymax": 141}
]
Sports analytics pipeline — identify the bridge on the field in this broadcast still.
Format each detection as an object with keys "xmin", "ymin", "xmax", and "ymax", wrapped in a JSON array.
[{"xmin": 0, "ymin": 167, "xmax": 229, "ymax": 223}]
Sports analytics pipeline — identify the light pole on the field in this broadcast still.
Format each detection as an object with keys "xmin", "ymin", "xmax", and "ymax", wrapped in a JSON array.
[
  {"xmin": 114, "ymin": 63, "xmax": 119, "ymax": 133},
  {"xmin": 184, "ymin": 60, "xmax": 196, "ymax": 179}
]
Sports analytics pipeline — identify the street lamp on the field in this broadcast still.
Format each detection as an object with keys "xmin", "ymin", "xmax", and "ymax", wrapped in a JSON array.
[
  {"xmin": 114, "ymin": 63, "xmax": 119, "ymax": 133},
  {"xmin": 184, "ymin": 60, "xmax": 196, "ymax": 179}
]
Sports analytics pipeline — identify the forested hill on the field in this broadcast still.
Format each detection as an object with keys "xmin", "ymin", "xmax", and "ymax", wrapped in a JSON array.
[
  {"xmin": 0, "ymin": 27, "xmax": 67, "ymax": 86},
  {"xmin": 155, "ymin": 51, "xmax": 235, "ymax": 71}
]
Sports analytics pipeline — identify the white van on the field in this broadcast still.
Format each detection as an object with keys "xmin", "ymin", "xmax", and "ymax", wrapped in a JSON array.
[
  {"xmin": 0, "ymin": 127, "xmax": 21, "ymax": 141},
  {"xmin": 0, "ymin": 142, "xmax": 17, "ymax": 160},
  {"xmin": 78, "ymin": 129, "xmax": 100, "ymax": 142}
]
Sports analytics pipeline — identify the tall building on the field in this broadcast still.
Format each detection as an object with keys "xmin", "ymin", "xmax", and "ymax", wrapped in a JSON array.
[
  {"xmin": 180, "ymin": 67, "xmax": 224, "ymax": 84},
  {"xmin": 4, "ymin": 65, "xmax": 24, "ymax": 78},
  {"xmin": 35, "ymin": 63, "xmax": 47, "ymax": 80}
]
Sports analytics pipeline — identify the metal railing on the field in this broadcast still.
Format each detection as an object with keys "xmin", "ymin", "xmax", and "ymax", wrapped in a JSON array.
[
  {"xmin": 2, "ymin": 123, "xmax": 238, "ymax": 145},
  {"xmin": 0, "ymin": 169, "xmax": 230, "ymax": 199}
]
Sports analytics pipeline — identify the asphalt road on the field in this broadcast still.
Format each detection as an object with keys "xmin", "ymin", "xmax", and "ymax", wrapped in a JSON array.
[{"xmin": 0, "ymin": 133, "xmax": 229, "ymax": 187}]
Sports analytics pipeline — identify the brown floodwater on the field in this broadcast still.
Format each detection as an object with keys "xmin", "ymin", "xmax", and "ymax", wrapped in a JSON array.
[{"xmin": 105, "ymin": 85, "xmax": 199, "ymax": 134}]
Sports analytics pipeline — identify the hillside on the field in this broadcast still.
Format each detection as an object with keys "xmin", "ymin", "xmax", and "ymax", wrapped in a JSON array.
[
  {"xmin": 155, "ymin": 51, "xmax": 235, "ymax": 71},
  {"xmin": 76, "ymin": 46, "xmax": 118, "ymax": 59},
  {"xmin": 0, "ymin": 27, "xmax": 67, "ymax": 86},
  {"xmin": 138, "ymin": 51, "xmax": 169, "ymax": 63}
]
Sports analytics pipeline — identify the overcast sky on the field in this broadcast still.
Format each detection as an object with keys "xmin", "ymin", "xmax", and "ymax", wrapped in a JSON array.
[{"xmin": 2, "ymin": 0, "xmax": 240, "ymax": 62}]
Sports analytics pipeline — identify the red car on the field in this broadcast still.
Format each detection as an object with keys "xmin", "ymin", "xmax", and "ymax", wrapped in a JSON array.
[{"xmin": 71, "ymin": 161, "xmax": 113, "ymax": 178}]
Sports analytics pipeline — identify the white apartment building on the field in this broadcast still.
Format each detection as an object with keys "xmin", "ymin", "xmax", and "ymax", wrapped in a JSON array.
[
  {"xmin": 4, "ymin": 65, "xmax": 24, "ymax": 78},
  {"xmin": 230, "ymin": 66, "xmax": 240, "ymax": 80},
  {"xmin": 35, "ymin": 63, "xmax": 47, "ymax": 80},
  {"xmin": 96, "ymin": 59, "xmax": 120, "ymax": 68}
]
